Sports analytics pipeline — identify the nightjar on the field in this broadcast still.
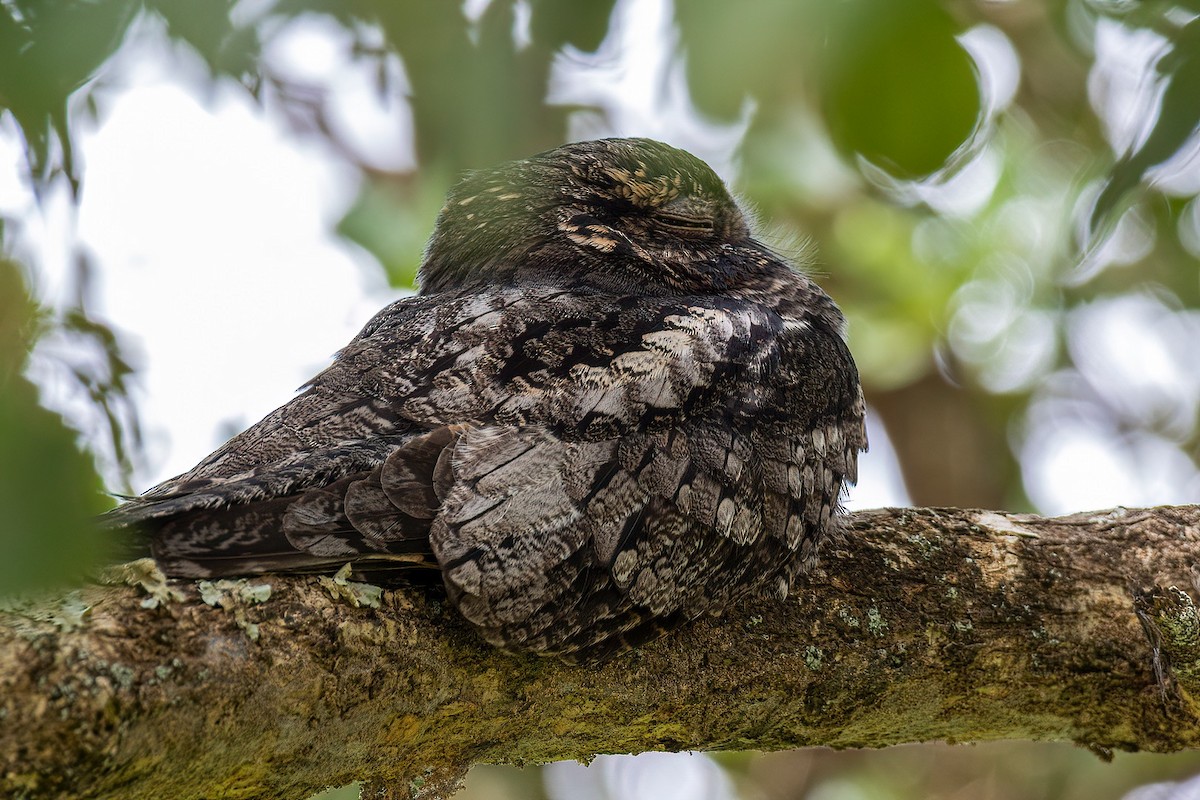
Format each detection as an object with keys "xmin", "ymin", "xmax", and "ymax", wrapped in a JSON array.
[{"xmin": 104, "ymin": 138, "xmax": 867, "ymax": 662}]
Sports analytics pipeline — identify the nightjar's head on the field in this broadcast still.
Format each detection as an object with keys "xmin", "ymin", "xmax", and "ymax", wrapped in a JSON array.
[{"xmin": 419, "ymin": 138, "xmax": 792, "ymax": 297}]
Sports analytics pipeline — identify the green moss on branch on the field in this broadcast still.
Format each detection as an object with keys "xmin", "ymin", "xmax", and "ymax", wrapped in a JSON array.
[{"xmin": 1, "ymin": 505, "xmax": 1198, "ymax": 800}]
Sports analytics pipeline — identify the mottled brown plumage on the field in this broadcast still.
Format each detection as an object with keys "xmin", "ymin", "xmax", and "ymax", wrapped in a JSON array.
[{"xmin": 103, "ymin": 138, "xmax": 866, "ymax": 661}]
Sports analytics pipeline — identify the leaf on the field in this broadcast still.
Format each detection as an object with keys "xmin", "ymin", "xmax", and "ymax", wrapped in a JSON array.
[
  {"xmin": 530, "ymin": 0, "xmax": 618, "ymax": 52},
  {"xmin": 0, "ymin": 261, "xmax": 112, "ymax": 595},
  {"xmin": 338, "ymin": 176, "xmax": 446, "ymax": 290},
  {"xmin": 819, "ymin": 0, "xmax": 982, "ymax": 178},
  {"xmin": 146, "ymin": 0, "xmax": 261, "ymax": 80},
  {"xmin": 0, "ymin": 0, "xmax": 140, "ymax": 191},
  {"xmin": 675, "ymin": 0, "xmax": 812, "ymax": 120},
  {"xmin": 1090, "ymin": 15, "xmax": 1200, "ymax": 236}
]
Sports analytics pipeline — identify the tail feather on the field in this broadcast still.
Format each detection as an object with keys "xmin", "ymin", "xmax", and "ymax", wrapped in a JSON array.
[{"xmin": 101, "ymin": 428, "xmax": 463, "ymax": 580}]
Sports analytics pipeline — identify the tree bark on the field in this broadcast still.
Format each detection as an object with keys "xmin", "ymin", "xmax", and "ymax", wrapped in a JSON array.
[{"xmin": 2, "ymin": 505, "xmax": 1198, "ymax": 800}]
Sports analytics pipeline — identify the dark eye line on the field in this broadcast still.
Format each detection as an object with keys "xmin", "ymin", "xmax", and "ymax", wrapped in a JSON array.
[{"xmin": 658, "ymin": 212, "xmax": 715, "ymax": 231}]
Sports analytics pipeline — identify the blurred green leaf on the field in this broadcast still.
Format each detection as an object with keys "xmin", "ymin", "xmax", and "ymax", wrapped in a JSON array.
[
  {"xmin": 0, "ymin": 260, "xmax": 110, "ymax": 596},
  {"xmin": 1091, "ymin": 15, "xmax": 1200, "ymax": 236},
  {"xmin": 147, "ymin": 0, "xmax": 261, "ymax": 81},
  {"xmin": 359, "ymin": 0, "xmax": 592, "ymax": 171},
  {"xmin": 0, "ymin": 0, "xmax": 139, "ymax": 189},
  {"xmin": 529, "ymin": 0, "xmax": 618, "ymax": 52},
  {"xmin": 830, "ymin": 200, "xmax": 967, "ymax": 389},
  {"xmin": 338, "ymin": 176, "xmax": 446, "ymax": 290},
  {"xmin": 675, "ymin": 0, "xmax": 813, "ymax": 120},
  {"xmin": 819, "ymin": 0, "xmax": 981, "ymax": 178}
]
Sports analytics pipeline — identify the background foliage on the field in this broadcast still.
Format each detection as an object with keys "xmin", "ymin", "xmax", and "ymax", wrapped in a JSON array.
[{"xmin": 2, "ymin": 0, "xmax": 1199, "ymax": 798}]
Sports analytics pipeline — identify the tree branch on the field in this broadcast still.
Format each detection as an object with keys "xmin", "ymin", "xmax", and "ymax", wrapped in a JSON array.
[{"xmin": 3, "ymin": 505, "xmax": 1198, "ymax": 800}]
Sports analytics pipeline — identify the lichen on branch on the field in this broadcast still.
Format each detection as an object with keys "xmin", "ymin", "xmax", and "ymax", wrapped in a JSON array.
[{"xmin": 1, "ymin": 505, "xmax": 1198, "ymax": 800}]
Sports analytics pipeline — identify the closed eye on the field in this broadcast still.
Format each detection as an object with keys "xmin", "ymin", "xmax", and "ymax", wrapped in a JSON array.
[{"xmin": 658, "ymin": 213, "xmax": 715, "ymax": 234}]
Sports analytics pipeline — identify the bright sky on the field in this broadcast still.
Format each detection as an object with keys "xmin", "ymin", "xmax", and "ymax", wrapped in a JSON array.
[
  {"xmin": 76, "ymin": 80, "xmax": 388, "ymax": 485},
  {"xmin": 3, "ymin": 77, "xmax": 389, "ymax": 488}
]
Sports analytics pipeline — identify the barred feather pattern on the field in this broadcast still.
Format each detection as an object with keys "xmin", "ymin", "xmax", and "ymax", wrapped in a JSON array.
[{"xmin": 103, "ymin": 138, "xmax": 866, "ymax": 661}]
